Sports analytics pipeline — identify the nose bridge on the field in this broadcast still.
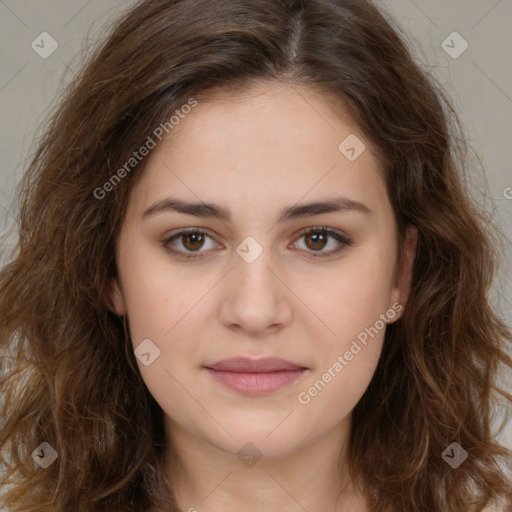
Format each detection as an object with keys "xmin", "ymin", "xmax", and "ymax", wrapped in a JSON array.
[
  {"xmin": 233, "ymin": 234, "xmax": 279, "ymax": 300},
  {"xmin": 219, "ymin": 234, "xmax": 291, "ymax": 334}
]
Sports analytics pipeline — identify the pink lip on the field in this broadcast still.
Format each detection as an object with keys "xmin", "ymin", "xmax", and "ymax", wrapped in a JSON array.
[
  {"xmin": 204, "ymin": 357, "xmax": 308, "ymax": 395},
  {"xmin": 206, "ymin": 357, "xmax": 306, "ymax": 373}
]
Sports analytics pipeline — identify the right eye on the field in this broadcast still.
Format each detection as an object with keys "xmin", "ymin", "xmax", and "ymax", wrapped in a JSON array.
[{"xmin": 162, "ymin": 228, "xmax": 222, "ymax": 260}]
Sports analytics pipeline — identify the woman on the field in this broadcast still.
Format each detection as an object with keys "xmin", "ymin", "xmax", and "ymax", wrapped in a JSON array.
[{"xmin": 1, "ymin": 0, "xmax": 511, "ymax": 510}]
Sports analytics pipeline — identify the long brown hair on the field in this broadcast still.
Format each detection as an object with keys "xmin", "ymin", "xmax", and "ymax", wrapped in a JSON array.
[{"xmin": 1, "ymin": 0, "xmax": 511, "ymax": 510}]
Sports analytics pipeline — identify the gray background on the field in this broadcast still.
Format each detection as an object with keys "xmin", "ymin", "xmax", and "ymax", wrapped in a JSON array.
[{"xmin": 0, "ymin": 0, "xmax": 511, "ymax": 447}]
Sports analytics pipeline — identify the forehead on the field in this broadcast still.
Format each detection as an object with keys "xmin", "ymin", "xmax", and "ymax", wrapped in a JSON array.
[{"xmin": 129, "ymin": 82, "xmax": 389, "ymax": 220}]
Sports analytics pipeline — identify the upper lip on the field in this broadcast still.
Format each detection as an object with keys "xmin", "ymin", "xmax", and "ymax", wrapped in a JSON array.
[{"xmin": 204, "ymin": 357, "xmax": 307, "ymax": 373}]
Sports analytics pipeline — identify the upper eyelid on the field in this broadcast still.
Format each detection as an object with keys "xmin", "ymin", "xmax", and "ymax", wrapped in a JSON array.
[{"xmin": 164, "ymin": 228, "xmax": 220, "ymax": 245}]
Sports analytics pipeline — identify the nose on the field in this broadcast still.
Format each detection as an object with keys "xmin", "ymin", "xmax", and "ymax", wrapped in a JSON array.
[{"xmin": 218, "ymin": 242, "xmax": 293, "ymax": 338}]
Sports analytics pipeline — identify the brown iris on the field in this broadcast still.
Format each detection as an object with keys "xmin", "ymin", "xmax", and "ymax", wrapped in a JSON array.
[
  {"xmin": 182, "ymin": 232, "xmax": 205, "ymax": 251},
  {"xmin": 304, "ymin": 231, "xmax": 328, "ymax": 251}
]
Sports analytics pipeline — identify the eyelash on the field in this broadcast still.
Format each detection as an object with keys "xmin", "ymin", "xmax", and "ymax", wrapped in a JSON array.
[{"xmin": 161, "ymin": 227, "xmax": 353, "ymax": 261}]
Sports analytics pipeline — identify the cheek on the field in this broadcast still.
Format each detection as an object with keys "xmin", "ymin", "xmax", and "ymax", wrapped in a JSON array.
[
  {"xmin": 123, "ymin": 270, "xmax": 201, "ymax": 417},
  {"xmin": 120, "ymin": 259, "xmax": 209, "ymax": 382},
  {"xmin": 300, "ymin": 342, "xmax": 383, "ymax": 431},
  {"xmin": 120, "ymin": 245, "xmax": 200, "ymax": 343},
  {"xmin": 300, "ymin": 251, "xmax": 393, "ymax": 345},
  {"xmin": 123, "ymin": 277, "xmax": 174, "ymax": 343},
  {"xmin": 293, "ymin": 252, "xmax": 392, "ymax": 410},
  {"xmin": 296, "ymin": 296, "xmax": 387, "ymax": 428}
]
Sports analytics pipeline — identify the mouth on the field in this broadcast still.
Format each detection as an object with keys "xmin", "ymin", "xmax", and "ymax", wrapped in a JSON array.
[{"xmin": 203, "ymin": 357, "xmax": 309, "ymax": 395}]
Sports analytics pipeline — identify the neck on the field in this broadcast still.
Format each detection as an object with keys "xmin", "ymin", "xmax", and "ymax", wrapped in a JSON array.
[{"xmin": 163, "ymin": 416, "xmax": 365, "ymax": 512}]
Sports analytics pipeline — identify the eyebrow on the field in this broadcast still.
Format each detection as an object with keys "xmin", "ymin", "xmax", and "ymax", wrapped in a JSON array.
[{"xmin": 142, "ymin": 196, "xmax": 372, "ymax": 222}]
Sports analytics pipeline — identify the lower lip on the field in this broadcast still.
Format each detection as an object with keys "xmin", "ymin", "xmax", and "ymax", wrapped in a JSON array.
[{"xmin": 205, "ymin": 369, "xmax": 306, "ymax": 395}]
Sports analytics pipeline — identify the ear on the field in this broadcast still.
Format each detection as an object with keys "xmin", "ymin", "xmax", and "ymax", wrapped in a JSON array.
[
  {"xmin": 105, "ymin": 277, "xmax": 127, "ymax": 316},
  {"xmin": 388, "ymin": 224, "xmax": 418, "ymax": 322}
]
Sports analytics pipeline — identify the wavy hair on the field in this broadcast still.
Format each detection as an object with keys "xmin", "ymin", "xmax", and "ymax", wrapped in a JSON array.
[{"xmin": 1, "ymin": 0, "xmax": 511, "ymax": 511}]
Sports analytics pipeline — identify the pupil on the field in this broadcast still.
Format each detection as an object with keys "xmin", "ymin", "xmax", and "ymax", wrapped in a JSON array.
[
  {"xmin": 307, "ymin": 233, "xmax": 327, "ymax": 250},
  {"xmin": 184, "ymin": 233, "xmax": 204, "ymax": 251}
]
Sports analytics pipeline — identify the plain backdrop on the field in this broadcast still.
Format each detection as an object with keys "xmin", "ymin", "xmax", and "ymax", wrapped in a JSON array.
[{"xmin": 0, "ymin": 0, "xmax": 511, "ymax": 449}]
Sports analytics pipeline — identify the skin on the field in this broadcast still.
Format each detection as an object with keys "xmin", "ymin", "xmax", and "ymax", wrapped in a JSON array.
[{"xmin": 109, "ymin": 81, "xmax": 418, "ymax": 512}]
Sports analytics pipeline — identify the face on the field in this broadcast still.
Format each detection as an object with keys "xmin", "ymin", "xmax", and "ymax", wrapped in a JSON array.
[{"xmin": 109, "ymin": 81, "xmax": 417, "ymax": 461}]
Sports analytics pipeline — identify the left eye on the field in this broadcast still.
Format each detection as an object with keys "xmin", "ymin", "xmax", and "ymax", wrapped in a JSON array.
[
  {"xmin": 162, "ymin": 227, "xmax": 352, "ymax": 260},
  {"xmin": 293, "ymin": 227, "xmax": 351, "ymax": 255}
]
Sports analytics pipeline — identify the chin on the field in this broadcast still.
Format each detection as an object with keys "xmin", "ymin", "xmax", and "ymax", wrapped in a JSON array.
[{"xmin": 205, "ymin": 425, "xmax": 308, "ymax": 461}]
